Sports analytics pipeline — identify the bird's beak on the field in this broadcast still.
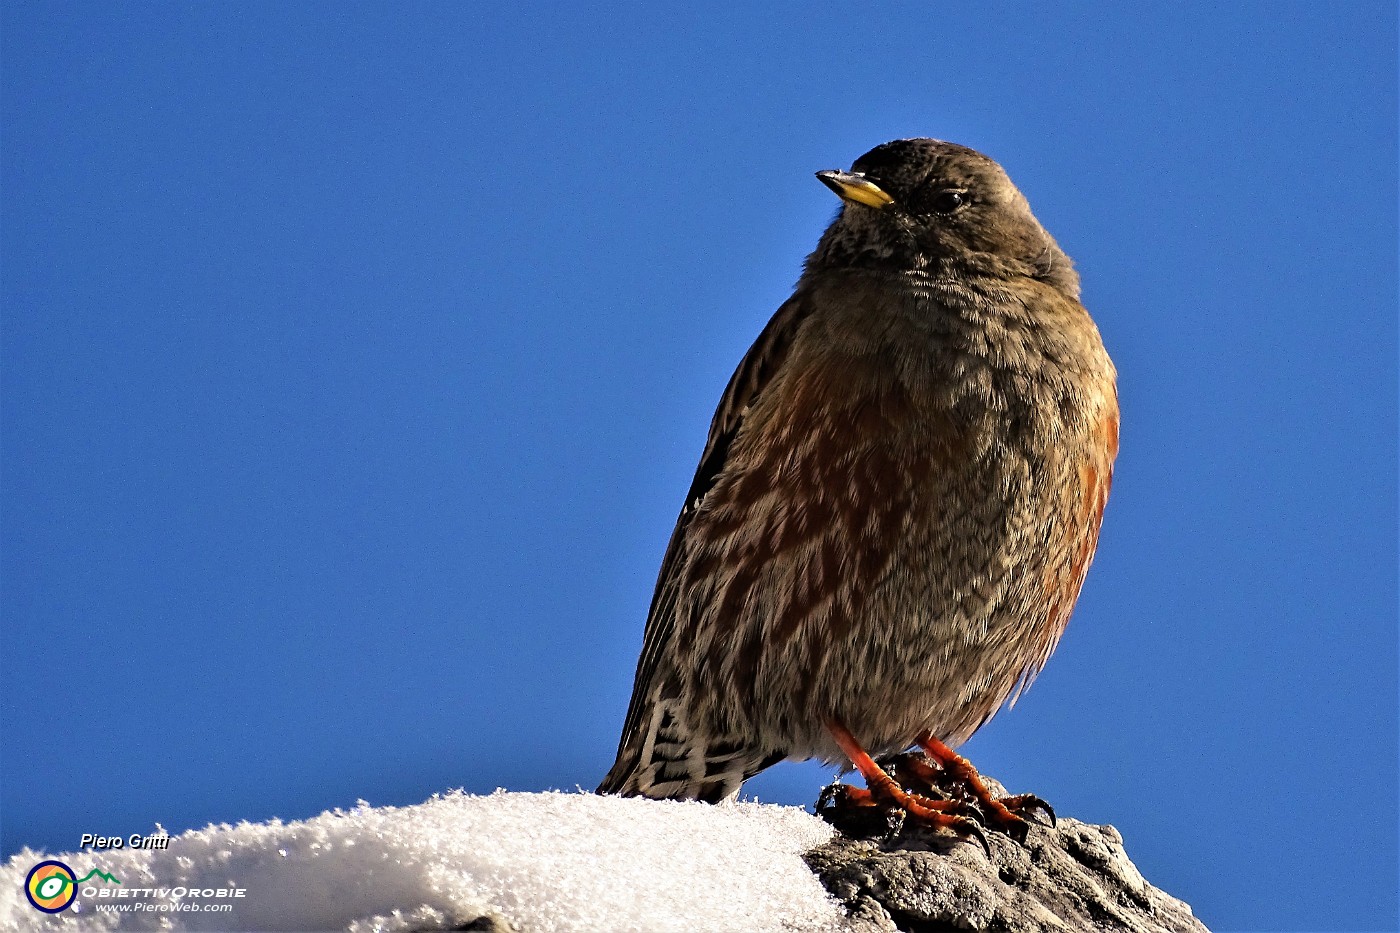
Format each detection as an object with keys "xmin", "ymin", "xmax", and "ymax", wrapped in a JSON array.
[{"xmin": 815, "ymin": 170, "xmax": 895, "ymax": 209}]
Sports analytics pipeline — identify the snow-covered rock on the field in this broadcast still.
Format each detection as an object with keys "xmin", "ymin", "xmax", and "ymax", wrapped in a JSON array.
[
  {"xmin": 1, "ymin": 786, "xmax": 1209, "ymax": 932},
  {"xmin": 0, "ymin": 790, "xmax": 844, "ymax": 932}
]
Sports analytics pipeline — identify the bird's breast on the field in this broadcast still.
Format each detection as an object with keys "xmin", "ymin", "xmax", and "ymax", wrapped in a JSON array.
[
  {"xmin": 783, "ymin": 275, "xmax": 1114, "ymax": 472},
  {"xmin": 675, "ymin": 274, "xmax": 1117, "ymax": 752}
]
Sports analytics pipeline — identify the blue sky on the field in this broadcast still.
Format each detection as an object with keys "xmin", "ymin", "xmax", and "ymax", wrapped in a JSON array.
[{"xmin": 2, "ymin": 4, "xmax": 1395, "ymax": 931}]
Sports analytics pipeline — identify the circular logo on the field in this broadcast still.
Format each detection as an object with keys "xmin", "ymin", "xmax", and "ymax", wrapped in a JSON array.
[{"xmin": 25, "ymin": 860, "xmax": 77, "ymax": 913}]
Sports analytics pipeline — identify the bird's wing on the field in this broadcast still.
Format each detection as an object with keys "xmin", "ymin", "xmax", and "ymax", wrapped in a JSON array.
[{"xmin": 611, "ymin": 291, "xmax": 815, "ymax": 756}]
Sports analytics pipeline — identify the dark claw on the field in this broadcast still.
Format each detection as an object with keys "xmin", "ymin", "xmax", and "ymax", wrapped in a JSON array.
[
  {"xmin": 961, "ymin": 819, "xmax": 991, "ymax": 858},
  {"xmin": 1002, "ymin": 815, "xmax": 1029, "ymax": 845},
  {"xmin": 954, "ymin": 800, "xmax": 986, "ymax": 827},
  {"xmin": 1005, "ymin": 793, "xmax": 1056, "ymax": 828}
]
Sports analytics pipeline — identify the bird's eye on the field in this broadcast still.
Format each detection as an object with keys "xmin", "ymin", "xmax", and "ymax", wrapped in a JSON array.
[{"xmin": 930, "ymin": 190, "xmax": 968, "ymax": 214}]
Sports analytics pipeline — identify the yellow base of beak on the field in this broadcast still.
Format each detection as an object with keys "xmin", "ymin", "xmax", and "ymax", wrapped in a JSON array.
[{"xmin": 815, "ymin": 170, "xmax": 894, "ymax": 209}]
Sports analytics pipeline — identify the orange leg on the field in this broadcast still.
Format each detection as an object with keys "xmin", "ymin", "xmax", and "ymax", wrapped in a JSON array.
[
  {"xmin": 914, "ymin": 732, "xmax": 1055, "ymax": 842},
  {"xmin": 825, "ymin": 719, "xmax": 988, "ymax": 854}
]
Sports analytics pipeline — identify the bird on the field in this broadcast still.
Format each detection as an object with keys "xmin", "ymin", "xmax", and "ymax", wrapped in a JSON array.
[{"xmin": 598, "ymin": 138, "xmax": 1118, "ymax": 841}]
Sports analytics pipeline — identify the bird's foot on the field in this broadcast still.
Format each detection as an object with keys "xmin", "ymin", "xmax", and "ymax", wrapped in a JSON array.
[
  {"xmin": 816, "ymin": 778, "xmax": 990, "ymax": 855},
  {"xmin": 822, "ymin": 720, "xmax": 990, "ymax": 854},
  {"xmin": 903, "ymin": 733, "xmax": 1056, "ymax": 844}
]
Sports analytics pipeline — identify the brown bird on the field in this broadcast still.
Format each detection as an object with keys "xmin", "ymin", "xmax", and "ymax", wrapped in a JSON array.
[{"xmin": 598, "ymin": 138, "xmax": 1118, "ymax": 840}]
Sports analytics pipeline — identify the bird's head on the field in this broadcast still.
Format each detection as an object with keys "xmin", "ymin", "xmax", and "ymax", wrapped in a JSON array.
[{"xmin": 809, "ymin": 138, "xmax": 1079, "ymax": 298}]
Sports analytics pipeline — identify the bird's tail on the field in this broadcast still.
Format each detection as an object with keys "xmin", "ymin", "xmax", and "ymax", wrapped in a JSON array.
[{"xmin": 596, "ymin": 698, "xmax": 783, "ymax": 802}]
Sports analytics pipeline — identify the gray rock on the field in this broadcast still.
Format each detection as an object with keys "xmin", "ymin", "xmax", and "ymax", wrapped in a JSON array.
[{"xmin": 807, "ymin": 786, "xmax": 1208, "ymax": 933}]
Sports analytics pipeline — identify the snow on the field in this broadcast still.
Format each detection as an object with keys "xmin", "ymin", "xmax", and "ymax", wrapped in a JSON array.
[{"xmin": 0, "ymin": 790, "xmax": 850, "ymax": 932}]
